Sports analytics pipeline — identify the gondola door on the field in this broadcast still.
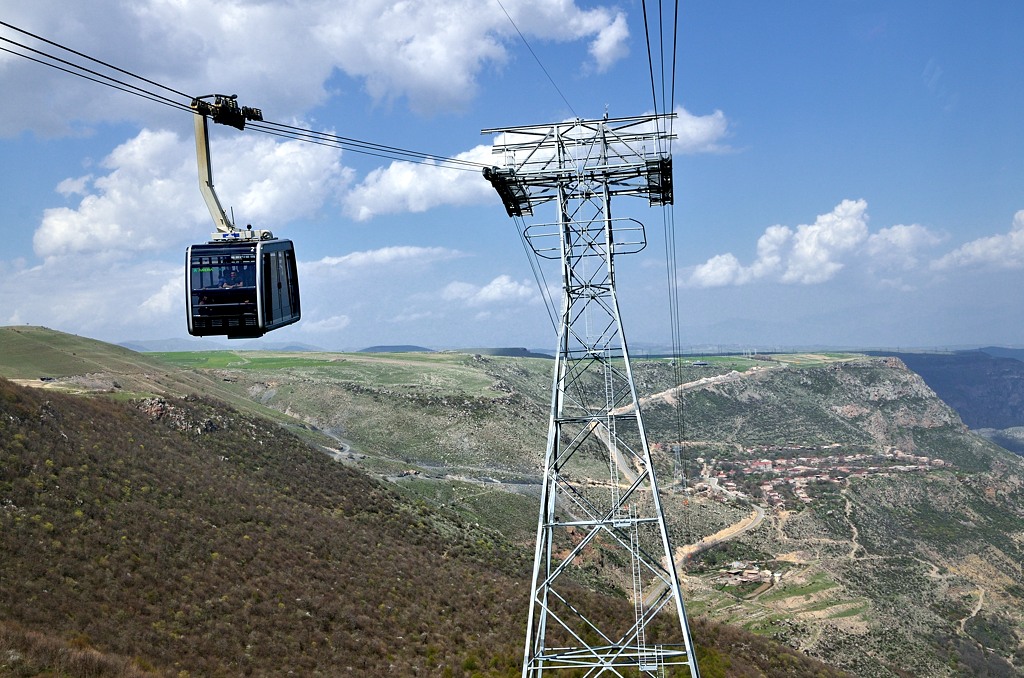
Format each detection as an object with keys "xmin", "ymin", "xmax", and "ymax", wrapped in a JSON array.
[{"xmin": 260, "ymin": 239, "xmax": 301, "ymax": 332}]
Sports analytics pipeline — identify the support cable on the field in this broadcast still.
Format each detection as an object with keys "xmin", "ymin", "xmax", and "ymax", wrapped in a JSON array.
[
  {"xmin": 640, "ymin": 0, "xmax": 661, "ymax": 120},
  {"xmin": 641, "ymin": 0, "xmax": 666, "ymax": 155},
  {"xmin": 249, "ymin": 119, "xmax": 489, "ymax": 171},
  {"xmin": 661, "ymin": 0, "xmax": 692, "ymax": 533},
  {"xmin": 0, "ymin": 34, "xmax": 192, "ymax": 113},
  {"xmin": 658, "ymin": 0, "xmax": 668, "ymax": 139},
  {"xmin": 0, "ymin": 20, "xmax": 492, "ymax": 172},
  {"xmin": 493, "ymin": 0, "xmax": 578, "ymax": 119},
  {"xmin": 0, "ymin": 20, "xmax": 191, "ymax": 100}
]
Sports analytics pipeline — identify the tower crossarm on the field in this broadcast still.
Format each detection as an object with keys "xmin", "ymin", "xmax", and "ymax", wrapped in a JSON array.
[{"xmin": 482, "ymin": 113, "xmax": 677, "ymax": 217}]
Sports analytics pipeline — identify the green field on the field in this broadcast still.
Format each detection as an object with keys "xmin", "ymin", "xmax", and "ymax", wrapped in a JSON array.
[
  {"xmin": 769, "ymin": 353, "xmax": 865, "ymax": 367},
  {"xmin": 149, "ymin": 350, "xmax": 505, "ymax": 396},
  {"xmin": 758, "ymin": 570, "xmax": 837, "ymax": 603},
  {"xmin": 148, "ymin": 351, "xmax": 340, "ymax": 370},
  {"xmin": 683, "ymin": 355, "xmax": 764, "ymax": 372}
]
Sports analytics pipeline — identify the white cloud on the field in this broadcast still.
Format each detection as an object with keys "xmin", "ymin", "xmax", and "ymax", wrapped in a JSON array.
[
  {"xmin": 305, "ymin": 246, "xmax": 463, "ymax": 274},
  {"xmin": 344, "ymin": 145, "xmax": 494, "ymax": 220},
  {"xmin": 56, "ymin": 176, "xmax": 92, "ymax": 197},
  {"xmin": 674, "ymin": 107, "xmax": 732, "ymax": 154},
  {"xmin": 1, "ymin": 0, "xmax": 633, "ymax": 133},
  {"xmin": 588, "ymin": 12, "xmax": 629, "ymax": 72},
  {"xmin": 33, "ymin": 129, "xmax": 192, "ymax": 258},
  {"xmin": 140, "ymin": 274, "xmax": 183, "ymax": 318},
  {"xmin": 0, "ymin": 257, "xmax": 182, "ymax": 338},
  {"xmin": 227, "ymin": 134, "xmax": 351, "ymax": 225},
  {"xmin": 31, "ymin": 127, "xmax": 346, "ymax": 259},
  {"xmin": 442, "ymin": 274, "xmax": 536, "ymax": 306},
  {"xmin": 749, "ymin": 225, "xmax": 791, "ymax": 280},
  {"xmin": 689, "ymin": 253, "xmax": 748, "ymax": 288},
  {"xmin": 782, "ymin": 198, "xmax": 869, "ymax": 284},
  {"xmin": 866, "ymin": 223, "xmax": 944, "ymax": 270},
  {"xmin": 302, "ymin": 314, "xmax": 351, "ymax": 332},
  {"xmin": 688, "ymin": 199, "xmax": 870, "ymax": 287},
  {"xmin": 931, "ymin": 210, "xmax": 1024, "ymax": 271}
]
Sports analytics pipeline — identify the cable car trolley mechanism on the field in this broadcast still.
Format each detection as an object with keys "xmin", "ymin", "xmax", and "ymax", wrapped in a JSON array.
[{"xmin": 185, "ymin": 94, "xmax": 300, "ymax": 339}]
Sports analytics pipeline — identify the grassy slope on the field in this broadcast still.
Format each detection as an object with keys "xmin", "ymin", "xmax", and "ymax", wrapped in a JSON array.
[
  {"xmin": 160, "ymin": 350, "xmax": 559, "ymax": 478},
  {"xmin": 9, "ymin": 329, "xmax": 1024, "ymax": 675},
  {"xmin": 0, "ymin": 326, "xmax": 331, "ymax": 445},
  {"xmin": 0, "ymin": 377, "xmax": 849, "ymax": 678},
  {"xmin": 0, "ymin": 326, "xmax": 160, "ymax": 379}
]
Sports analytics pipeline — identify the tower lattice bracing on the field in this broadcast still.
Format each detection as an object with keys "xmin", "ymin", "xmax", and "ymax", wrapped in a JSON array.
[{"xmin": 482, "ymin": 115, "xmax": 700, "ymax": 678}]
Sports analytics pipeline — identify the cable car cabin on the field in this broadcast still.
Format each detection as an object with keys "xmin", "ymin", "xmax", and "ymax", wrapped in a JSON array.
[{"xmin": 186, "ymin": 239, "xmax": 300, "ymax": 339}]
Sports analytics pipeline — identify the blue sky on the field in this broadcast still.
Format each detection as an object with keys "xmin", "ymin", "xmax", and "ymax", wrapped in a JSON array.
[{"xmin": 1, "ymin": 1, "xmax": 1022, "ymax": 351}]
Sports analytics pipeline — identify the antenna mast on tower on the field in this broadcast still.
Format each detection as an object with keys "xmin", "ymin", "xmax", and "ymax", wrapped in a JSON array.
[{"xmin": 482, "ymin": 114, "xmax": 700, "ymax": 677}]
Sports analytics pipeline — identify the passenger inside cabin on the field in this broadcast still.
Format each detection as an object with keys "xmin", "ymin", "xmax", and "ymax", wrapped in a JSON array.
[{"xmin": 220, "ymin": 269, "xmax": 244, "ymax": 288}]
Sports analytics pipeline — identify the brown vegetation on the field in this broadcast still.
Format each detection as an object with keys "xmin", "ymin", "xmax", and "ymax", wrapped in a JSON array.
[{"xmin": 0, "ymin": 377, "xmax": 849, "ymax": 677}]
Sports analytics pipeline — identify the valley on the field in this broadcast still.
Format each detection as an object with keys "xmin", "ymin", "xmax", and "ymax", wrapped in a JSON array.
[{"xmin": 2, "ymin": 327, "xmax": 1024, "ymax": 676}]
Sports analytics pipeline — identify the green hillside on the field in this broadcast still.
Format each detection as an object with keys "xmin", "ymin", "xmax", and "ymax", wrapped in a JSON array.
[
  {"xmin": 0, "ymin": 376, "xmax": 849, "ymax": 677},
  {"xmin": 0, "ymin": 326, "xmax": 161, "ymax": 379},
  {"xmin": 4, "ymin": 328, "xmax": 1023, "ymax": 675},
  {"xmin": 0, "ymin": 327, "xmax": 322, "ymax": 438}
]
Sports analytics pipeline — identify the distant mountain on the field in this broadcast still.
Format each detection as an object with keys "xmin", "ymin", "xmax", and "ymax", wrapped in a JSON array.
[
  {"xmin": 451, "ymin": 347, "xmax": 554, "ymax": 359},
  {"xmin": 359, "ymin": 344, "xmax": 434, "ymax": 353},
  {"xmin": 977, "ymin": 346, "xmax": 1024, "ymax": 362},
  {"xmin": 118, "ymin": 337, "xmax": 228, "ymax": 352},
  {"xmin": 257, "ymin": 342, "xmax": 326, "ymax": 352}
]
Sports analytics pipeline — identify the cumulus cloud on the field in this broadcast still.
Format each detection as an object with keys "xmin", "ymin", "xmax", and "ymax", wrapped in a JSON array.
[
  {"xmin": 442, "ymin": 274, "xmax": 536, "ymax": 306},
  {"xmin": 931, "ymin": 210, "xmax": 1024, "ymax": 271},
  {"xmin": 0, "ymin": 256, "xmax": 182, "ymax": 336},
  {"xmin": 689, "ymin": 199, "xmax": 871, "ymax": 287},
  {"xmin": 344, "ymin": 145, "xmax": 495, "ymax": 220},
  {"xmin": 674, "ymin": 107, "xmax": 732, "ymax": 154},
  {"xmin": 588, "ymin": 12, "xmax": 629, "ymax": 71},
  {"xmin": 31, "ymin": 127, "xmax": 346, "ymax": 259},
  {"xmin": 1, "ymin": 0, "xmax": 633, "ymax": 133},
  {"xmin": 866, "ymin": 223, "xmax": 945, "ymax": 270},
  {"xmin": 783, "ymin": 198, "xmax": 869, "ymax": 284},
  {"xmin": 689, "ymin": 253, "xmax": 748, "ymax": 288},
  {"xmin": 33, "ymin": 129, "xmax": 193, "ymax": 258},
  {"xmin": 140, "ymin": 274, "xmax": 183, "ymax": 318}
]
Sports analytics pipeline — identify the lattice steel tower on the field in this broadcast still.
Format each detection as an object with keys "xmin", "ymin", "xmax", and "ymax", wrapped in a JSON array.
[{"xmin": 482, "ymin": 115, "xmax": 700, "ymax": 678}]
